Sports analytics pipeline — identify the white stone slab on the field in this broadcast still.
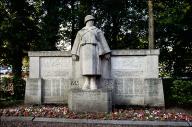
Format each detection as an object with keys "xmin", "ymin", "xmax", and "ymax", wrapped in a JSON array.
[
  {"xmin": 25, "ymin": 78, "xmax": 42, "ymax": 104},
  {"xmin": 68, "ymin": 89, "xmax": 112, "ymax": 112},
  {"xmin": 145, "ymin": 55, "xmax": 159, "ymax": 78},
  {"xmin": 111, "ymin": 56, "xmax": 146, "ymax": 70},
  {"xmin": 42, "ymin": 78, "xmax": 71, "ymax": 103},
  {"xmin": 29, "ymin": 57, "xmax": 40, "ymax": 78},
  {"xmin": 40, "ymin": 57, "xmax": 72, "ymax": 78}
]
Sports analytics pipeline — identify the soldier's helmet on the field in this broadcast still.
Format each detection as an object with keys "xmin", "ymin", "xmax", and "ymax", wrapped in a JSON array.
[{"xmin": 84, "ymin": 15, "xmax": 95, "ymax": 24}]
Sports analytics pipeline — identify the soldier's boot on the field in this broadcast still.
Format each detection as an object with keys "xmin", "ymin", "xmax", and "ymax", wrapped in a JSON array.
[
  {"xmin": 90, "ymin": 77, "xmax": 97, "ymax": 90},
  {"xmin": 82, "ymin": 77, "xmax": 89, "ymax": 90}
]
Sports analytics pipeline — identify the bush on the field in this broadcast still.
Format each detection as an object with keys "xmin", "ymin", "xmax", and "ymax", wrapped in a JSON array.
[
  {"xmin": 0, "ymin": 76, "xmax": 26, "ymax": 100},
  {"xmin": 13, "ymin": 76, "xmax": 26, "ymax": 100},
  {"xmin": 171, "ymin": 80, "xmax": 192, "ymax": 106},
  {"xmin": 0, "ymin": 77, "xmax": 13, "ymax": 99}
]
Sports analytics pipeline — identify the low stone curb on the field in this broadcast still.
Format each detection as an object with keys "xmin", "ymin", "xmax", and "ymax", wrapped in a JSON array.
[
  {"xmin": 1, "ymin": 116, "xmax": 192, "ymax": 127},
  {"xmin": 0, "ymin": 116, "xmax": 34, "ymax": 121}
]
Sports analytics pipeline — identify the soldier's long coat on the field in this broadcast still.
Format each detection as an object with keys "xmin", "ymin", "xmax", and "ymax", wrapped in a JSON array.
[{"xmin": 71, "ymin": 26, "xmax": 110, "ymax": 76}]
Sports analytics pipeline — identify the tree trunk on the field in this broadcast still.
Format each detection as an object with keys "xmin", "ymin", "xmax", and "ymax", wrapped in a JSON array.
[
  {"xmin": 71, "ymin": 0, "xmax": 75, "ymax": 47},
  {"xmin": 148, "ymin": 0, "xmax": 154, "ymax": 49}
]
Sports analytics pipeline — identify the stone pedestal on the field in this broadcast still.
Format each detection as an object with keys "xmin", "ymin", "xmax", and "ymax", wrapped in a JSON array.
[{"xmin": 68, "ymin": 89, "xmax": 112, "ymax": 112}]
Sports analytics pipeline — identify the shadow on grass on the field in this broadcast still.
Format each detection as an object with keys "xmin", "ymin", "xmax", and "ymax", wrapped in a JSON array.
[{"xmin": 0, "ymin": 100, "xmax": 24, "ymax": 108}]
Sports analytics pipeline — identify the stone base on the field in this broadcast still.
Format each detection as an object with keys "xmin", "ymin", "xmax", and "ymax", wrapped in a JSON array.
[{"xmin": 68, "ymin": 89, "xmax": 112, "ymax": 113}]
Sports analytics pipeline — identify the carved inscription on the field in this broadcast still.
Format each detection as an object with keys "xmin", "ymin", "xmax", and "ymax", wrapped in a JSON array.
[
  {"xmin": 52, "ymin": 79, "xmax": 60, "ymax": 96},
  {"xmin": 101, "ymin": 79, "xmax": 115, "ymax": 90},
  {"xmin": 115, "ymin": 78, "xmax": 144, "ymax": 96},
  {"xmin": 40, "ymin": 57, "xmax": 72, "ymax": 78},
  {"xmin": 124, "ymin": 79, "xmax": 133, "ymax": 94},
  {"xmin": 44, "ymin": 80, "xmax": 51, "ymax": 96},
  {"xmin": 28, "ymin": 80, "xmax": 38, "ymax": 96},
  {"xmin": 41, "ymin": 70, "xmax": 71, "ymax": 78},
  {"xmin": 112, "ymin": 70, "xmax": 143, "ymax": 78},
  {"xmin": 134, "ymin": 79, "xmax": 144, "ymax": 95},
  {"xmin": 43, "ymin": 79, "xmax": 71, "ymax": 97},
  {"xmin": 71, "ymin": 81, "xmax": 79, "ymax": 86},
  {"xmin": 115, "ymin": 79, "xmax": 124, "ymax": 94},
  {"xmin": 111, "ymin": 57, "xmax": 144, "ymax": 70},
  {"xmin": 73, "ymin": 92, "xmax": 102, "ymax": 100},
  {"xmin": 70, "ymin": 80, "xmax": 80, "ymax": 89}
]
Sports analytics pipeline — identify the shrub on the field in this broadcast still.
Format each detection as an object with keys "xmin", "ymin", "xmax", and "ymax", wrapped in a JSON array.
[
  {"xmin": 0, "ymin": 77, "xmax": 13, "ymax": 99},
  {"xmin": 13, "ymin": 76, "xmax": 26, "ymax": 100},
  {"xmin": 0, "ymin": 76, "xmax": 26, "ymax": 100},
  {"xmin": 162, "ymin": 78, "xmax": 175, "ymax": 107},
  {"xmin": 171, "ymin": 80, "xmax": 192, "ymax": 106}
]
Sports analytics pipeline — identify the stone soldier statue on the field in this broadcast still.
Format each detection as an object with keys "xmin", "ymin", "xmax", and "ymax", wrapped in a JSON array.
[{"xmin": 71, "ymin": 15, "xmax": 111, "ymax": 90}]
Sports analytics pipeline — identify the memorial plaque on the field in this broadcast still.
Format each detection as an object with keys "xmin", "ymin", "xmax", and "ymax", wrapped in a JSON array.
[
  {"xmin": 44, "ymin": 80, "xmax": 51, "ymax": 96},
  {"xmin": 42, "ymin": 78, "xmax": 71, "ymax": 103},
  {"xmin": 25, "ymin": 78, "xmax": 42, "ymax": 104},
  {"xmin": 27, "ymin": 79, "xmax": 38, "ymax": 96},
  {"xmin": 68, "ymin": 89, "xmax": 112, "ymax": 112},
  {"xmin": 40, "ymin": 57, "xmax": 72, "ymax": 78},
  {"xmin": 43, "ymin": 79, "xmax": 65, "ymax": 97},
  {"xmin": 52, "ymin": 79, "xmax": 60, "ymax": 96},
  {"xmin": 73, "ymin": 92, "xmax": 101, "ymax": 100},
  {"xmin": 115, "ymin": 79, "xmax": 124, "ymax": 94},
  {"xmin": 124, "ymin": 79, "xmax": 134, "ymax": 94},
  {"xmin": 112, "ymin": 70, "xmax": 143, "ymax": 78},
  {"xmin": 134, "ymin": 79, "xmax": 144, "ymax": 95},
  {"xmin": 111, "ymin": 57, "xmax": 145, "ymax": 70}
]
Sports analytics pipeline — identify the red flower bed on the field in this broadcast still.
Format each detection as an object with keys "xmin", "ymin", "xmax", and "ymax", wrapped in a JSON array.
[{"xmin": 0, "ymin": 105, "xmax": 191, "ymax": 121}]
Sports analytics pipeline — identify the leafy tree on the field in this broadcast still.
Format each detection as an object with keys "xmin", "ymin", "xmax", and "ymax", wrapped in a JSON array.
[
  {"xmin": 37, "ymin": 0, "xmax": 61, "ymax": 50},
  {"xmin": 1, "ymin": 0, "xmax": 191, "ymax": 78},
  {"xmin": 154, "ymin": 0, "xmax": 192, "ymax": 77},
  {"xmin": 0, "ymin": 0, "xmax": 39, "ymax": 77}
]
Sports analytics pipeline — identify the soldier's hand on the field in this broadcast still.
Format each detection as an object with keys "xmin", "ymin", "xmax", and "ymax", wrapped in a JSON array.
[
  {"xmin": 104, "ymin": 53, "xmax": 110, "ymax": 60},
  {"xmin": 72, "ymin": 55, "xmax": 79, "ymax": 61}
]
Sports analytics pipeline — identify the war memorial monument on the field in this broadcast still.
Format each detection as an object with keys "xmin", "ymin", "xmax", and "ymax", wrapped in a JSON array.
[{"xmin": 25, "ymin": 15, "xmax": 164, "ymax": 112}]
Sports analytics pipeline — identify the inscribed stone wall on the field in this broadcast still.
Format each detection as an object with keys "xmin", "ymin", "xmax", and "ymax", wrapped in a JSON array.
[{"xmin": 25, "ymin": 50, "xmax": 164, "ymax": 106}]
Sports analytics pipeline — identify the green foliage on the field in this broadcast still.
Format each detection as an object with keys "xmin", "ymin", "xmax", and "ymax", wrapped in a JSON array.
[
  {"xmin": 171, "ymin": 80, "xmax": 192, "ymax": 106},
  {"xmin": 0, "ymin": 77, "xmax": 25, "ymax": 100},
  {"xmin": 162, "ymin": 78, "xmax": 175, "ymax": 107},
  {"xmin": 0, "ymin": 77, "xmax": 11, "ymax": 92},
  {"xmin": 154, "ymin": 0, "xmax": 192, "ymax": 77},
  {"xmin": 1, "ymin": 0, "xmax": 192, "ymax": 78},
  {"xmin": 163, "ymin": 78, "xmax": 192, "ymax": 107},
  {"xmin": 12, "ymin": 76, "xmax": 26, "ymax": 100},
  {"xmin": 0, "ymin": 77, "xmax": 13, "ymax": 100},
  {"xmin": 0, "ymin": 0, "xmax": 40, "ymax": 77}
]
